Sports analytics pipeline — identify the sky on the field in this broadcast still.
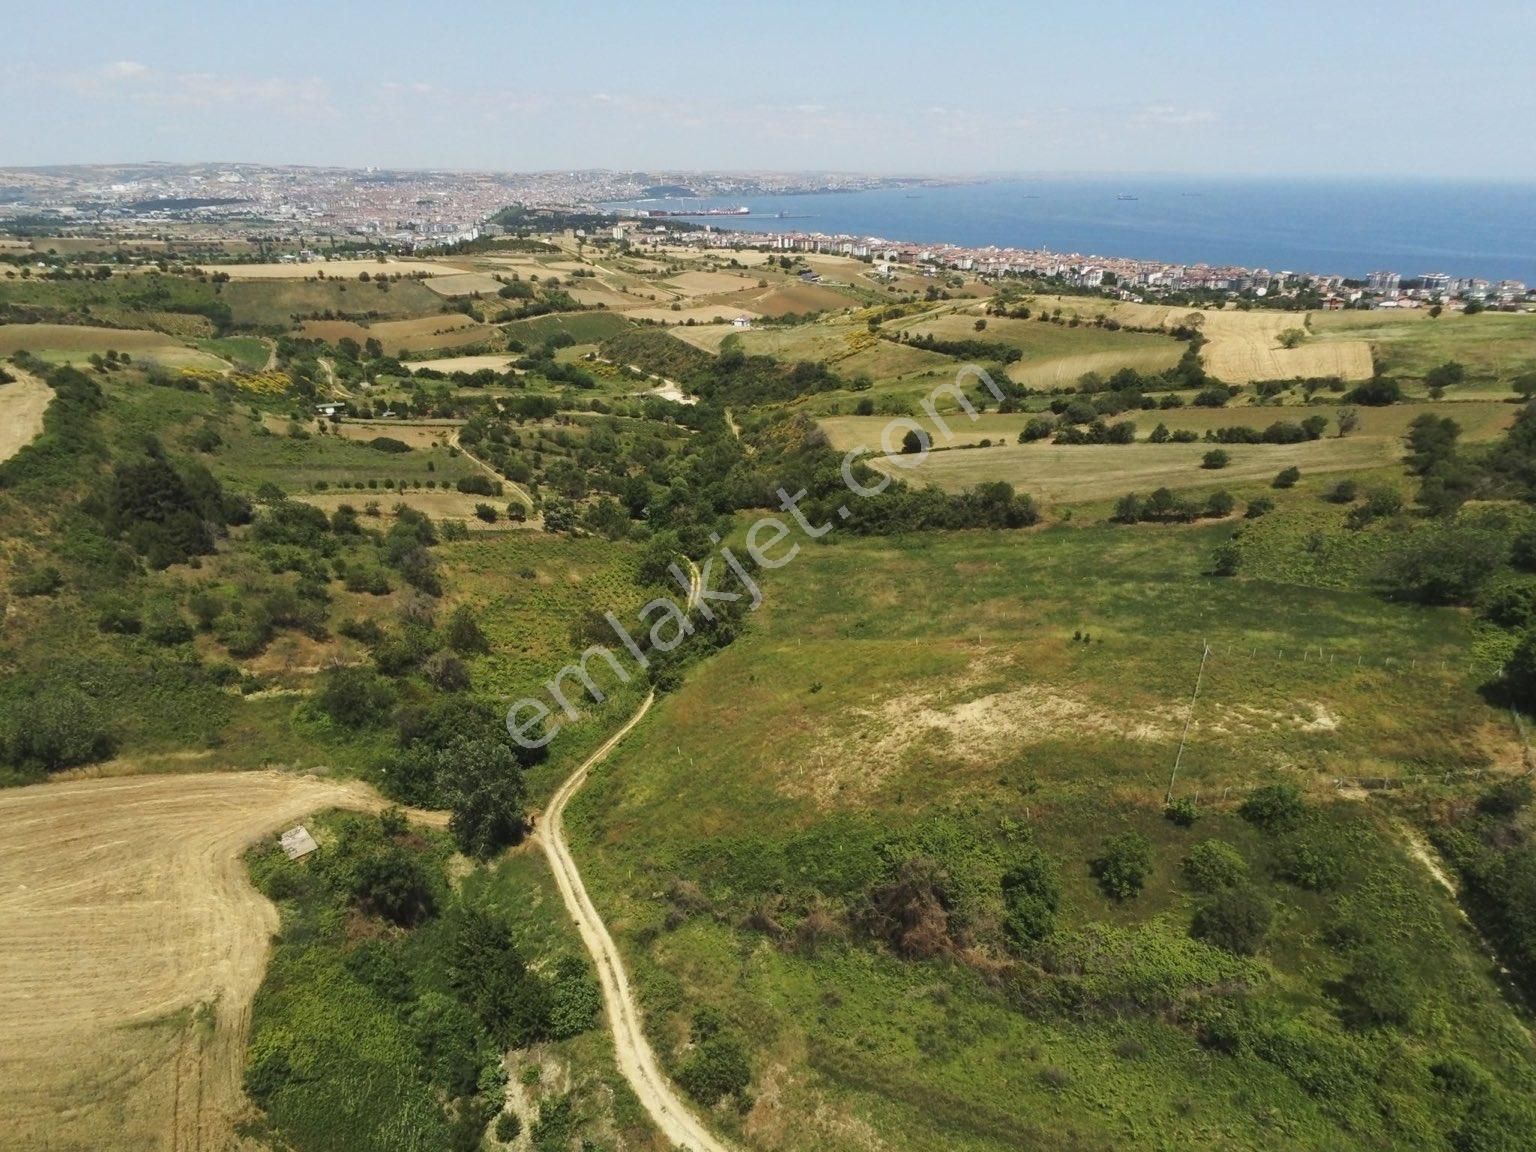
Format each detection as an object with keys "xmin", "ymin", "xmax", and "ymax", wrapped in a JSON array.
[{"xmin": 4, "ymin": 1, "xmax": 1535, "ymax": 179}]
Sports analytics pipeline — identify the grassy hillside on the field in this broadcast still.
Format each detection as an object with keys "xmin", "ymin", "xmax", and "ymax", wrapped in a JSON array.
[{"xmin": 565, "ymin": 519, "xmax": 1533, "ymax": 1150}]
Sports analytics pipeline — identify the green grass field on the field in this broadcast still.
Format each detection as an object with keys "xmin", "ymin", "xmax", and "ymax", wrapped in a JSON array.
[
  {"xmin": 1311, "ymin": 310, "xmax": 1536, "ymax": 385},
  {"xmin": 561, "ymin": 517, "xmax": 1528, "ymax": 1151},
  {"xmin": 222, "ymin": 277, "xmax": 448, "ymax": 329}
]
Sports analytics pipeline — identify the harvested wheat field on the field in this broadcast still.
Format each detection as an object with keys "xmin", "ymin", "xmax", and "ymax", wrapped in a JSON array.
[
  {"xmin": 0, "ymin": 771, "xmax": 393, "ymax": 1152},
  {"xmin": 0, "ymin": 369, "xmax": 53, "ymax": 464},
  {"xmin": 1196, "ymin": 310, "xmax": 1374, "ymax": 383}
]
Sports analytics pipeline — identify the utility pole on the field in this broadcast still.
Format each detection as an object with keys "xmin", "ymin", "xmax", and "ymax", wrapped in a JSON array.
[{"xmin": 1166, "ymin": 640, "xmax": 1212, "ymax": 805}]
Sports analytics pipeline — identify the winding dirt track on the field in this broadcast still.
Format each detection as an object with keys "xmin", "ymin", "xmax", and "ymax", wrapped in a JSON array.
[
  {"xmin": 537, "ymin": 555, "xmax": 727, "ymax": 1151},
  {"xmin": 537, "ymin": 691, "xmax": 734, "ymax": 1152}
]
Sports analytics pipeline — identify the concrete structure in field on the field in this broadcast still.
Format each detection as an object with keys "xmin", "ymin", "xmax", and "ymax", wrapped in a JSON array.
[{"xmin": 279, "ymin": 825, "xmax": 319, "ymax": 860}]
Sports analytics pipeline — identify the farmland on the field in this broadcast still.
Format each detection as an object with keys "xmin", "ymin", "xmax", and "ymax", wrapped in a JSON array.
[
  {"xmin": 865, "ymin": 435, "xmax": 1401, "ymax": 504},
  {"xmin": 1014, "ymin": 295, "xmax": 1377, "ymax": 383},
  {"xmin": 0, "ymin": 368, "xmax": 53, "ymax": 463},
  {"xmin": 0, "ymin": 771, "xmax": 394, "ymax": 1152}
]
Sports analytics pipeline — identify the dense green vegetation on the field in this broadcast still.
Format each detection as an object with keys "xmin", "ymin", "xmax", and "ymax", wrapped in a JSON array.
[{"xmin": 244, "ymin": 809, "xmax": 606, "ymax": 1152}]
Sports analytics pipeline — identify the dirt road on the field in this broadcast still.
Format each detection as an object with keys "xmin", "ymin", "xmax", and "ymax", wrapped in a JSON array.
[
  {"xmin": 538, "ymin": 690, "xmax": 734, "ymax": 1152},
  {"xmin": 449, "ymin": 428, "xmax": 539, "ymax": 516},
  {"xmin": 0, "ymin": 771, "xmax": 394, "ymax": 1152}
]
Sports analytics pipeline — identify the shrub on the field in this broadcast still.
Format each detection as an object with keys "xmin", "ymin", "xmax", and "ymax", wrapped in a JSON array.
[
  {"xmin": 1325, "ymin": 479, "xmax": 1359, "ymax": 504},
  {"xmin": 1274, "ymin": 827, "xmax": 1349, "ymax": 891},
  {"xmin": 1335, "ymin": 949, "xmax": 1414, "ymax": 1030},
  {"xmin": 1191, "ymin": 886, "xmax": 1272, "ymax": 955},
  {"xmin": 1164, "ymin": 796, "xmax": 1199, "ymax": 826},
  {"xmin": 368, "ymin": 436, "xmax": 412, "ymax": 453},
  {"xmin": 1272, "ymin": 466, "xmax": 1301, "ymax": 489},
  {"xmin": 1091, "ymin": 831, "xmax": 1153, "ymax": 901},
  {"xmin": 1182, "ymin": 840, "xmax": 1248, "ymax": 892},
  {"xmin": 1018, "ymin": 417, "xmax": 1055, "ymax": 443},
  {"xmin": 494, "ymin": 1112, "xmax": 521, "ymax": 1143},
  {"xmin": 1244, "ymin": 496, "xmax": 1275, "ymax": 518},
  {"xmin": 677, "ymin": 1033, "xmax": 751, "ymax": 1107},
  {"xmin": 3, "ymin": 686, "xmax": 114, "ymax": 771},
  {"xmin": 1240, "ymin": 782, "xmax": 1304, "ymax": 830},
  {"xmin": 1001, "ymin": 849, "xmax": 1061, "ymax": 949},
  {"xmin": 97, "ymin": 596, "xmax": 142, "ymax": 634},
  {"xmin": 1204, "ymin": 490, "xmax": 1235, "ymax": 518},
  {"xmin": 352, "ymin": 845, "xmax": 438, "ymax": 926},
  {"xmin": 10, "ymin": 566, "xmax": 63, "ymax": 597},
  {"xmin": 1202, "ymin": 449, "xmax": 1231, "ymax": 470}
]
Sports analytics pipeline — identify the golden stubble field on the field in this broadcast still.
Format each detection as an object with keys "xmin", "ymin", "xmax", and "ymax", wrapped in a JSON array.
[
  {"xmin": 1024, "ymin": 296, "xmax": 1376, "ymax": 383},
  {"xmin": 0, "ymin": 368, "xmax": 54, "ymax": 463},
  {"xmin": 0, "ymin": 772, "xmax": 398, "ymax": 1152}
]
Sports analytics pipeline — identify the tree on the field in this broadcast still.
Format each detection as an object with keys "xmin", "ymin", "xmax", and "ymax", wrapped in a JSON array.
[
  {"xmin": 352, "ymin": 845, "xmax": 438, "ymax": 926},
  {"xmin": 1336, "ymin": 406, "xmax": 1360, "ymax": 437},
  {"xmin": 1405, "ymin": 413, "xmax": 1462, "ymax": 475},
  {"xmin": 317, "ymin": 665, "xmax": 395, "ymax": 729},
  {"xmin": 437, "ymin": 737, "xmax": 530, "ymax": 859},
  {"xmin": 1277, "ymin": 328, "xmax": 1306, "ymax": 349},
  {"xmin": 1425, "ymin": 361, "xmax": 1467, "ymax": 392},
  {"xmin": 1514, "ymin": 372, "xmax": 1536, "ymax": 402},
  {"xmin": 1092, "ymin": 831, "xmax": 1153, "ymax": 901},
  {"xmin": 1381, "ymin": 524, "xmax": 1506, "ymax": 605},
  {"xmin": 900, "ymin": 428, "xmax": 927, "ymax": 454}
]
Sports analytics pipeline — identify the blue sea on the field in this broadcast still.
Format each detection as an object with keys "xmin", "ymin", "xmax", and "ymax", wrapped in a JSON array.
[{"xmin": 606, "ymin": 178, "xmax": 1536, "ymax": 285}]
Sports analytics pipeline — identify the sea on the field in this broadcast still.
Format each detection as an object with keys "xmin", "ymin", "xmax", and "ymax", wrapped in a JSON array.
[{"xmin": 604, "ymin": 178, "xmax": 1536, "ymax": 286}]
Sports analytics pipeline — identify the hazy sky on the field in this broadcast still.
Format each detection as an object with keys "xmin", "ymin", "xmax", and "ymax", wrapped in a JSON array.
[{"xmin": 5, "ymin": 1, "xmax": 1534, "ymax": 179}]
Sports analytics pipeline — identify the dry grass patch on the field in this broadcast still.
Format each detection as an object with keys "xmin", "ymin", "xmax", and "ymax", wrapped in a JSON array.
[
  {"xmin": 403, "ymin": 353, "xmax": 519, "ymax": 374},
  {"xmin": 299, "ymin": 314, "xmax": 491, "ymax": 353},
  {"xmin": 0, "ymin": 772, "xmax": 394, "ymax": 1152},
  {"xmin": 868, "ymin": 437, "xmax": 1399, "ymax": 503},
  {"xmin": 294, "ymin": 489, "xmax": 533, "ymax": 530},
  {"xmin": 422, "ymin": 272, "xmax": 505, "ymax": 297},
  {"xmin": 663, "ymin": 270, "xmax": 761, "ymax": 297},
  {"xmin": 328, "ymin": 419, "xmax": 461, "ymax": 448}
]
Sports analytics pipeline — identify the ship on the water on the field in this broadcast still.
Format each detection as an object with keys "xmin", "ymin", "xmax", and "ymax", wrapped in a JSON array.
[{"xmin": 645, "ymin": 205, "xmax": 751, "ymax": 218}]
